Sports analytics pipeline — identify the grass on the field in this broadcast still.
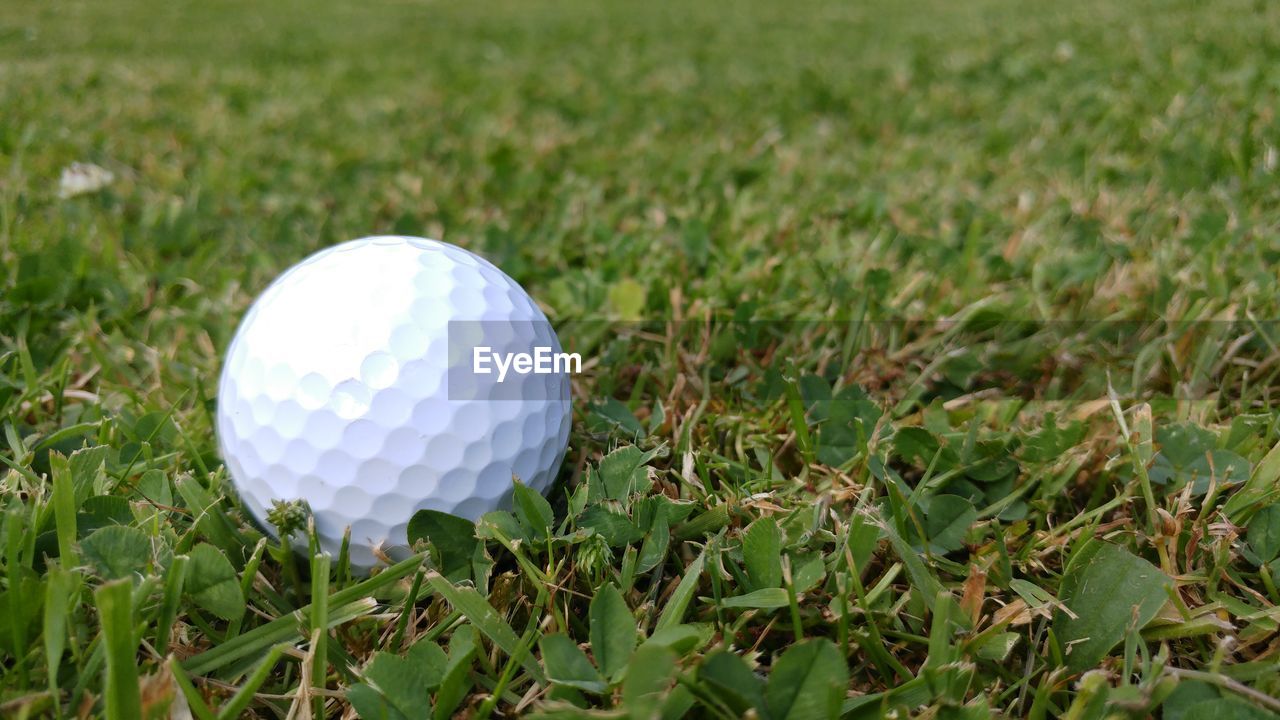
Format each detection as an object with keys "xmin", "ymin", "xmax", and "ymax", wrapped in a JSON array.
[{"xmin": 3, "ymin": 0, "xmax": 1280, "ymax": 716}]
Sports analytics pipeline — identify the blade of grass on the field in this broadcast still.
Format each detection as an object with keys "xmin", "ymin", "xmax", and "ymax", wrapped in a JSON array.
[
  {"xmin": 781, "ymin": 555, "xmax": 804, "ymax": 643},
  {"xmin": 69, "ymin": 634, "xmax": 103, "ymax": 708},
  {"xmin": 309, "ymin": 552, "xmax": 330, "ymax": 719},
  {"xmin": 154, "ymin": 554, "xmax": 189, "ymax": 656},
  {"xmin": 182, "ymin": 552, "xmax": 425, "ymax": 675},
  {"xmin": 43, "ymin": 564, "xmax": 76, "ymax": 702},
  {"xmin": 6, "ymin": 501, "xmax": 31, "ymax": 688},
  {"xmin": 474, "ymin": 618, "xmax": 542, "ymax": 720},
  {"xmin": 656, "ymin": 545, "xmax": 706, "ymax": 631},
  {"xmin": 215, "ymin": 643, "xmax": 288, "ymax": 720},
  {"xmin": 335, "ymin": 527, "xmax": 352, "ymax": 587},
  {"xmin": 227, "ymin": 538, "xmax": 267, "ymax": 638},
  {"xmin": 174, "ymin": 473, "xmax": 243, "ymax": 558},
  {"xmin": 186, "ymin": 598, "xmax": 373, "ymax": 678},
  {"xmin": 49, "ymin": 451, "xmax": 77, "ymax": 567},
  {"xmin": 95, "ymin": 579, "xmax": 142, "ymax": 720},
  {"xmin": 390, "ymin": 567, "xmax": 426, "ymax": 651},
  {"xmin": 880, "ymin": 515, "xmax": 941, "ymax": 612},
  {"xmin": 425, "ymin": 570, "xmax": 546, "ymax": 684},
  {"xmin": 841, "ymin": 543, "xmax": 912, "ymax": 682},
  {"xmin": 783, "ymin": 377, "xmax": 815, "ymax": 464},
  {"xmin": 168, "ymin": 656, "xmax": 217, "ymax": 720}
]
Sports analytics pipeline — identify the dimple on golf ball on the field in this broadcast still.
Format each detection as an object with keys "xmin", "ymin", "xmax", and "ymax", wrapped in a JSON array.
[{"xmin": 216, "ymin": 236, "xmax": 571, "ymax": 569}]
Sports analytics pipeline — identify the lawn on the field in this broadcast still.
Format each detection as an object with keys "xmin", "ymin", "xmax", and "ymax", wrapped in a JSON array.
[{"xmin": 3, "ymin": 0, "xmax": 1280, "ymax": 717}]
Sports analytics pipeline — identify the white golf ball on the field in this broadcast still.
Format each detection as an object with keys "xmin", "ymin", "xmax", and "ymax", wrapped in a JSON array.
[{"xmin": 216, "ymin": 236, "xmax": 571, "ymax": 569}]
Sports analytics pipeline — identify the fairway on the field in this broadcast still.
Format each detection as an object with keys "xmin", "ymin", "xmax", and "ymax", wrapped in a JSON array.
[{"xmin": 3, "ymin": 0, "xmax": 1280, "ymax": 717}]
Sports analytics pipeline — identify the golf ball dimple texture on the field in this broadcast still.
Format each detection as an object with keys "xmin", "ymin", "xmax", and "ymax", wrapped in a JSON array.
[{"xmin": 217, "ymin": 236, "xmax": 571, "ymax": 569}]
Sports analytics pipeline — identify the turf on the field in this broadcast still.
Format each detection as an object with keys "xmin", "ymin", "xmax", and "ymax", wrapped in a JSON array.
[{"xmin": 3, "ymin": 0, "xmax": 1280, "ymax": 717}]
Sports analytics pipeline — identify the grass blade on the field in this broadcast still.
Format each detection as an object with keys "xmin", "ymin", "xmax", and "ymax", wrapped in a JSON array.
[
  {"xmin": 168, "ymin": 656, "xmax": 217, "ymax": 720},
  {"xmin": 309, "ymin": 552, "xmax": 330, "ymax": 718},
  {"xmin": 95, "ymin": 580, "xmax": 142, "ymax": 720},
  {"xmin": 656, "ymin": 545, "xmax": 706, "ymax": 631},
  {"xmin": 42, "ymin": 564, "xmax": 76, "ymax": 697},
  {"xmin": 182, "ymin": 552, "xmax": 424, "ymax": 676},
  {"xmin": 215, "ymin": 644, "xmax": 287, "ymax": 720},
  {"xmin": 154, "ymin": 554, "xmax": 189, "ymax": 656},
  {"xmin": 49, "ymin": 452, "xmax": 78, "ymax": 567},
  {"xmin": 425, "ymin": 570, "xmax": 546, "ymax": 683}
]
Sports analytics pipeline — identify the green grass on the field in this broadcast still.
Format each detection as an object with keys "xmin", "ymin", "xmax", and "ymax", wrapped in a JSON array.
[{"xmin": 3, "ymin": 0, "xmax": 1280, "ymax": 716}]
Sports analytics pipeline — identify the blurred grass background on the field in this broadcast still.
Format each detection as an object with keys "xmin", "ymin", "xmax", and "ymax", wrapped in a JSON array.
[
  {"xmin": 6, "ymin": 0, "xmax": 1278, "ymax": 325},
  {"xmin": 4, "ymin": 0, "xmax": 1280, "ymax": 716}
]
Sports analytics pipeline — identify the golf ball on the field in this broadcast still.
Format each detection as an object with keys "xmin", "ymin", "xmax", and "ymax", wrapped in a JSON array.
[{"xmin": 216, "ymin": 236, "xmax": 571, "ymax": 569}]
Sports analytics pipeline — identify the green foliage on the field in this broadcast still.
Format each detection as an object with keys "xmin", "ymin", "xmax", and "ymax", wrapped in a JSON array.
[
  {"xmin": 185, "ymin": 543, "xmax": 246, "ymax": 621},
  {"xmin": 656, "ymin": 547, "xmax": 706, "ymax": 631},
  {"xmin": 1055, "ymin": 542, "xmax": 1172, "ymax": 672},
  {"xmin": 620, "ymin": 644, "xmax": 681, "ymax": 713},
  {"xmin": 81, "ymin": 525, "xmax": 150, "ymax": 580},
  {"xmin": 541, "ymin": 634, "xmax": 607, "ymax": 694},
  {"xmin": 810, "ymin": 382, "xmax": 883, "ymax": 467},
  {"xmin": 513, "ymin": 479, "xmax": 555, "ymax": 540},
  {"xmin": 595, "ymin": 445, "xmax": 660, "ymax": 501},
  {"xmin": 1164, "ymin": 680, "xmax": 1279, "ymax": 720},
  {"xmin": 577, "ymin": 506, "xmax": 646, "ymax": 546},
  {"xmin": 587, "ymin": 399, "xmax": 646, "ymax": 438},
  {"xmin": 95, "ymin": 580, "xmax": 142, "ymax": 720},
  {"xmin": 699, "ymin": 651, "xmax": 766, "ymax": 716},
  {"xmin": 766, "ymin": 639, "xmax": 849, "ymax": 720},
  {"xmin": 407, "ymin": 510, "xmax": 479, "ymax": 581},
  {"xmin": 216, "ymin": 644, "xmax": 287, "ymax": 720},
  {"xmin": 607, "ymin": 279, "xmax": 647, "ymax": 322},
  {"xmin": 1248, "ymin": 505, "xmax": 1280, "ymax": 564},
  {"xmin": 347, "ymin": 640, "xmax": 447, "ymax": 720},
  {"xmin": 921, "ymin": 495, "xmax": 977, "ymax": 554},
  {"xmin": 588, "ymin": 584, "xmax": 635, "ymax": 680},
  {"xmin": 425, "ymin": 572, "xmax": 545, "ymax": 683},
  {"xmin": 742, "ymin": 517, "xmax": 784, "ymax": 589},
  {"xmin": 1150, "ymin": 423, "xmax": 1251, "ymax": 494}
]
